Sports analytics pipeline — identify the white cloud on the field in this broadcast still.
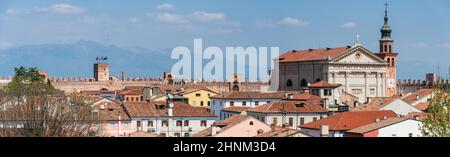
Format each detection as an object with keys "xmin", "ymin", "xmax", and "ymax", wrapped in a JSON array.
[
  {"xmin": 191, "ymin": 11, "xmax": 226, "ymax": 22},
  {"xmin": 128, "ymin": 17, "xmax": 140, "ymax": 24},
  {"xmin": 409, "ymin": 42, "xmax": 428, "ymax": 48},
  {"xmin": 36, "ymin": 4, "xmax": 84, "ymax": 14},
  {"xmin": 154, "ymin": 13, "xmax": 189, "ymax": 24},
  {"xmin": 440, "ymin": 43, "xmax": 450, "ymax": 48},
  {"xmin": 278, "ymin": 17, "xmax": 309, "ymax": 26},
  {"xmin": 341, "ymin": 22, "xmax": 357, "ymax": 28},
  {"xmin": 156, "ymin": 3, "xmax": 175, "ymax": 10},
  {"xmin": 0, "ymin": 41, "xmax": 13, "ymax": 50}
]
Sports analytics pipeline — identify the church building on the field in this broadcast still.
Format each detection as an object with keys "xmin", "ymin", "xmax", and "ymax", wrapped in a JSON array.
[{"xmin": 277, "ymin": 3, "xmax": 398, "ymax": 103}]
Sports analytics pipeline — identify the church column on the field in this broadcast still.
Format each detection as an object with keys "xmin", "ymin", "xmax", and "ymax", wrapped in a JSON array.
[
  {"xmin": 344, "ymin": 72, "xmax": 349, "ymax": 93},
  {"xmin": 375, "ymin": 72, "xmax": 380, "ymax": 97},
  {"xmin": 364, "ymin": 72, "xmax": 369, "ymax": 102}
]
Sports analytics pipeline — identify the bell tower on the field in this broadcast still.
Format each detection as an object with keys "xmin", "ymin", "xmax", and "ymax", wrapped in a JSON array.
[{"xmin": 377, "ymin": 1, "xmax": 398, "ymax": 97}]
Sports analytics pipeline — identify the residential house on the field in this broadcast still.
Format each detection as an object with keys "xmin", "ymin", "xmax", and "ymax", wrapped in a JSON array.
[
  {"xmin": 194, "ymin": 112, "xmax": 271, "ymax": 137},
  {"xmin": 346, "ymin": 116, "xmax": 423, "ymax": 137},
  {"xmin": 246, "ymin": 101, "xmax": 329, "ymax": 130},
  {"xmin": 117, "ymin": 86, "xmax": 145, "ymax": 102},
  {"xmin": 352, "ymin": 97, "xmax": 422, "ymax": 116},
  {"xmin": 92, "ymin": 101, "xmax": 133, "ymax": 137},
  {"xmin": 300, "ymin": 111, "xmax": 397, "ymax": 137},
  {"xmin": 307, "ymin": 81, "xmax": 343, "ymax": 110},
  {"xmin": 180, "ymin": 88, "xmax": 219, "ymax": 108},
  {"xmin": 123, "ymin": 101, "xmax": 216, "ymax": 137},
  {"xmin": 401, "ymin": 89, "xmax": 434, "ymax": 106},
  {"xmin": 210, "ymin": 92, "xmax": 288, "ymax": 120}
]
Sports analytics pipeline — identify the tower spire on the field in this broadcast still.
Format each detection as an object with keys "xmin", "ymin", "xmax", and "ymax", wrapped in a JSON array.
[{"xmin": 380, "ymin": 0, "xmax": 392, "ymax": 42}]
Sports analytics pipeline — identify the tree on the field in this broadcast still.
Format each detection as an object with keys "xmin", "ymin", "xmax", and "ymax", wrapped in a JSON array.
[
  {"xmin": 0, "ymin": 67, "xmax": 101, "ymax": 137},
  {"xmin": 421, "ymin": 88, "xmax": 450, "ymax": 137}
]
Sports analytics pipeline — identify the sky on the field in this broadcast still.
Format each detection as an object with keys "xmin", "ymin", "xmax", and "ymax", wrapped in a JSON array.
[{"xmin": 0, "ymin": 0, "xmax": 449, "ymax": 80}]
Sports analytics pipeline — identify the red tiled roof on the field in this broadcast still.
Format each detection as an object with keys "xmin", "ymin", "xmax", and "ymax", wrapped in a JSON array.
[
  {"xmin": 247, "ymin": 101, "xmax": 327, "ymax": 114},
  {"xmin": 210, "ymin": 92, "xmax": 288, "ymax": 99},
  {"xmin": 123, "ymin": 101, "xmax": 216, "ymax": 118},
  {"xmin": 346, "ymin": 117, "xmax": 416, "ymax": 134},
  {"xmin": 415, "ymin": 102, "xmax": 429, "ymax": 111},
  {"xmin": 352, "ymin": 97, "xmax": 399, "ymax": 112},
  {"xmin": 278, "ymin": 47, "xmax": 350, "ymax": 63},
  {"xmin": 96, "ymin": 103, "xmax": 131, "ymax": 121},
  {"xmin": 401, "ymin": 89, "xmax": 434, "ymax": 104},
  {"xmin": 308, "ymin": 81, "xmax": 341, "ymax": 88},
  {"xmin": 290, "ymin": 93, "xmax": 322, "ymax": 100},
  {"xmin": 194, "ymin": 114, "xmax": 253, "ymax": 137},
  {"xmin": 222, "ymin": 107, "xmax": 251, "ymax": 113},
  {"xmin": 256, "ymin": 127, "xmax": 306, "ymax": 137},
  {"xmin": 300, "ymin": 111, "xmax": 397, "ymax": 131}
]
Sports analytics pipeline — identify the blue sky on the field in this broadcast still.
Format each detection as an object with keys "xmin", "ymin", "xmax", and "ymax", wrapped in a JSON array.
[{"xmin": 0, "ymin": 0, "xmax": 449, "ymax": 79}]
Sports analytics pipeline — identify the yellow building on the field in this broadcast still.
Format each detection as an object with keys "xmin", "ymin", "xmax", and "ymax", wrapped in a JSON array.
[{"xmin": 182, "ymin": 89, "xmax": 219, "ymax": 108}]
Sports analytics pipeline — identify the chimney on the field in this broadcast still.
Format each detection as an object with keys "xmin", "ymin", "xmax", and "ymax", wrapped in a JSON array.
[
  {"xmin": 375, "ymin": 118, "xmax": 381, "ymax": 122},
  {"xmin": 320, "ymin": 125, "xmax": 329, "ymax": 137},
  {"xmin": 121, "ymin": 71, "xmax": 126, "ymax": 81},
  {"xmin": 367, "ymin": 97, "xmax": 372, "ymax": 103},
  {"xmin": 416, "ymin": 95, "xmax": 420, "ymax": 100},
  {"xmin": 168, "ymin": 102, "xmax": 174, "ymax": 117},
  {"xmin": 211, "ymin": 126, "xmax": 220, "ymax": 136}
]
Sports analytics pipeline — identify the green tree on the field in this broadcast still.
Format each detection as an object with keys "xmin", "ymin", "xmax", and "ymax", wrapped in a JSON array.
[
  {"xmin": 421, "ymin": 88, "xmax": 450, "ymax": 137},
  {"xmin": 0, "ymin": 67, "xmax": 101, "ymax": 137}
]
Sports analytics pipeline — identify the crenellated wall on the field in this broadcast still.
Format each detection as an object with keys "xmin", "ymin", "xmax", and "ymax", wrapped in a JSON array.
[{"xmin": 397, "ymin": 79, "xmax": 450, "ymax": 95}]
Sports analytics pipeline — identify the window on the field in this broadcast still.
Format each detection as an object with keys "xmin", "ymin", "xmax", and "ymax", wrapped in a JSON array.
[
  {"xmin": 255, "ymin": 101, "xmax": 259, "ymax": 106},
  {"xmin": 148, "ymin": 121, "xmax": 153, "ymax": 127},
  {"xmin": 249, "ymin": 121, "xmax": 254, "ymax": 126},
  {"xmin": 174, "ymin": 133, "xmax": 181, "ymax": 137},
  {"xmin": 409, "ymin": 133, "xmax": 413, "ymax": 137},
  {"xmin": 392, "ymin": 58, "xmax": 395, "ymax": 66},
  {"xmin": 200, "ymin": 120, "xmax": 207, "ymax": 127},
  {"xmin": 272, "ymin": 117, "xmax": 278, "ymax": 126},
  {"xmin": 300, "ymin": 118, "xmax": 305, "ymax": 125},
  {"xmin": 230, "ymin": 101, "xmax": 235, "ymax": 107},
  {"xmin": 392, "ymin": 134, "xmax": 397, "ymax": 137},
  {"xmin": 126, "ymin": 97, "xmax": 129, "ymax": 101},
  {"xmin": 162, "ymin": 120, "xmax": 169, "ymax": 127},
  {"xmin": 136, "ymin": 121, "xmax": 141, "ymax": 127},
  {"xmin": 286, "ymin": 79, "xmax": 293, "ymax": 87},
  {"xmin": 185, "ymin": 133, "xmax": 190, "ymax": 137},
  {"xmin": 160, "ymin": 133, "xmax": 166, "ymax": 137},
  {"xmin": 370, "ymin": 89, "xmax": 376, "ymax": 95},
  {"xmin": 384, "ymin": 45, "xmax": 387, "ymax": 53},
  {"xmin": 387, "ymin": 58, "xmax": 391, "ymax": 66},
  {"xmin": 207, "ymin": 101, "xmax": 211, "ymax": 106},
  {"xmin": 200, "ymin": 101, "xmax": 204, "ymax": 106},
  {"xmin": 324, "ymin": 89, "xmax": 332, "ymax": 96},
  {"xmin": 289, "ymin": 118, "xmax": 294, "ymax": 127},
  {"xmin": 313, "ymin": 117, "xmax": 318, "ymax": 121},
  {"xmin": 351, "ymin": 89, "xmax": 363, "ymax": 95},
  {"xmin": 176, "ymin": 120, "xmax": 182, "ymax": 127},
  {"xmin": 184, "ymin": 120, "xmax": 189, "ymax": 127},
  {"xmin": 242, "ymin": 101, "xmax": 247, "ymax": 107},
  {"xmin": 196, "ymin": 93, "xmax": 201, "ymax": 97},
  {"xmin": 300, "ymin": 79, "xmax": 308, "ymax": 88},
  {"xmin": 389, "ymin": 45, "xmax": 392, "ymax": 53},
  {"xmin": 131, "ymin": 97, "xmax": 134, "ymax": 102}
]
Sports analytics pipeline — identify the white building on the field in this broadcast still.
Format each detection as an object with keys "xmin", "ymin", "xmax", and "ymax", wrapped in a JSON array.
[
  {"xmin": 246, "ymin": 101, "xmax": 329, "ymax": 130},
  {"xmin": 353, "ymin": 97, "xmax": 423, "ymax": 116},
  {"xmin": 122, "ymin": 101, "xmax": 216, "ymax": 137},
  {"xmin": 346, "ymin": 117, "xmax": 423, "ymax": 137},
  {"xmin": 210, "ymin": 92, "xmax": 288, "ymax": 120}
]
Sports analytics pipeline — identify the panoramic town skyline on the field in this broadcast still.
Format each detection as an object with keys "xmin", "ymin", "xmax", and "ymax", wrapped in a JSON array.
[{"xmin": 0, "ymin": 0, "xmax": 449, "ymax": 79}]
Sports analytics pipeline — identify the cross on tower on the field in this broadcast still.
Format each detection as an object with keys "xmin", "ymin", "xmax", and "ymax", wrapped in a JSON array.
[{"xmin": 385, "ymin": 0, "xmax": 389, "ymax": 16}]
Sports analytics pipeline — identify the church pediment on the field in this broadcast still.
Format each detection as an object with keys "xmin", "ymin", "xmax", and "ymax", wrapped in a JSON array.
[{"xmin": 331, "ymin": 45, "xmax": 388, "ymax": 65}]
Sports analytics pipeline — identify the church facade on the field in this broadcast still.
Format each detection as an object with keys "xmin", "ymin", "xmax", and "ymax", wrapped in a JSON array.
[{"xmin": 277, "ymin": 5, "xmax": 397, "ymax": 103}]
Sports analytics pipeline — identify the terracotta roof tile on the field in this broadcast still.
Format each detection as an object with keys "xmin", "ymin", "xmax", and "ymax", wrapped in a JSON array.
[
  {"xmin": 256, "ymin": 127, "xmax": 305, "ymax": 137},
  {"xmin": 210, "ymin": 92, "xmax": 288, "ymax": 99},
  {"xmin": 222, "ymin": 107, "xmax": 251, "ymax": 113},
  {"xmin": 308, "ymin": 81, "xmax": 341, "ymax": 88},
  {"xmin": 123, "ymin": 101, "xmax": 216, "ymax": 118},
  {"xmin": 279, "ymin": 47, "xmax": 350, "ymax": 63},
  {"xmin": 401, "ymin": 89, "xmax": 434, "ymax": 105},
  {"xmin": 300, "ymin": 111, "xmax": 397, "ymax": 131},
  {"xmin": 415, "ymin": 102, "xmax": 429, "ymax": 111},
  {"xmin": 247, "ymin": 101, "xmax": 327, "ymax": 114},
  {"xmin": 352, "ymin": 97, "xmax": 399, "ymax": 112},
  {"xmin": 346, "ymin": 117, "xmax": 416, "ymax": 134}
]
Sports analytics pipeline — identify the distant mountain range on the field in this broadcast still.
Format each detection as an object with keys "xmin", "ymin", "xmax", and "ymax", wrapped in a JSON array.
[{"xmin": 0, "ymin": 40, "xmax": 175, "ymax": 78}]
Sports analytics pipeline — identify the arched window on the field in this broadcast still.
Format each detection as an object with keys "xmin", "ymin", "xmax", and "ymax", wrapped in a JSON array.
[
  {"xmin": 387, "ymin": 58, "xmax": 391, "ymax": 66},
  {"xmin": 384, "ymin": 45, "xmax": 388, "ymax": 53},
  {"xmin": 391, "ymin": 58, "xmax": 395, "ymax": 66},
  {"xmin": 300, "ymin": 79, "xmax": 308, "ymax": 88},
  {"xmin": 389, "ymin": 45, "xmax": 392, "ymax": 53},
  {"xmin": 232, "ymin": 85, "xmax": 240, "ymax": 92},
  {"xmin": 286, "ymin": 79, "xmax": 293, "ymax": 88}
]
